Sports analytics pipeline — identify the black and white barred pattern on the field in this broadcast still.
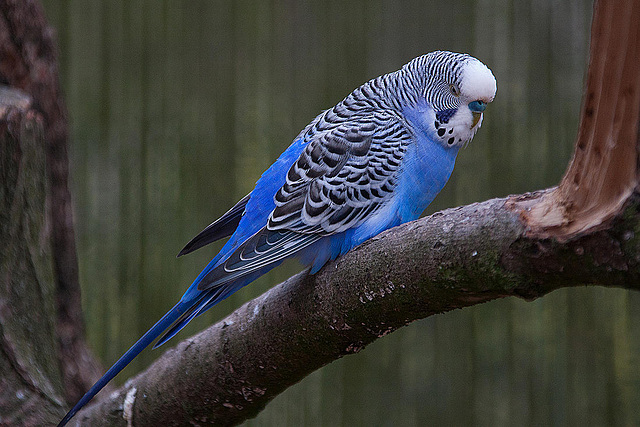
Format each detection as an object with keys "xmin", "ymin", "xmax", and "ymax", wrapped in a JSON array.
[
  {"xmin": 267, "ymin": 51, "xmax": 470, "ymax": 235},
  {"xmin": 201, "ymin": 51, "xmax": 473, "ymax": 288},
  {"xmin": 269, "ymin": 112, "xmax": 410, "ymax": 235}
]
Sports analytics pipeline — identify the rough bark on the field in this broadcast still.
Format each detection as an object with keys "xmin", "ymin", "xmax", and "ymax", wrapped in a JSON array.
[
  {"xmin": 76, "ymin": 194, "xmax": 640, "ymax": 426},
  {"xmin": 0, "ymin": 0, "xmax": 104, "ymax": 405},
  {"xmin": 0, "ymin": 87, "xmax": 64, "ymax": 425},
  {"xmin": 1, "ymin": 0, "xmax": 640, "ymax": 425}
]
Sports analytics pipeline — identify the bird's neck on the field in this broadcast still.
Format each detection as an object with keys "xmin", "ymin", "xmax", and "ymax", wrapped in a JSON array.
[{"xmin": 395, "ymin": 127, "xmax": 460, "ymax": 222}]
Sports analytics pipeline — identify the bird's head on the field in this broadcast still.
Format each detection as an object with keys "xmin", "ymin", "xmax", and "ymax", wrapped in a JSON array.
[{"xmin": 406, "ymin": 51, "xmax": 496, "ymax": 148}]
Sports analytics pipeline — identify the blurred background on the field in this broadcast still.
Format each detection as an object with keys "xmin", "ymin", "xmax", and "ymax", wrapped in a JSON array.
[{"xmin": 40, "ymin": 1, "xmax": 640, "ymax": 425}]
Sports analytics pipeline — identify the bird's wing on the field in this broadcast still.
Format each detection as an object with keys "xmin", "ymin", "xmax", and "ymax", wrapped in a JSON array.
[
  {"xmin": 177, "ymin": 193, "xmax": 250, "ymax": 256},
  {"xmin": 268, "ymin": 112, "xmax": 412, "ymax": 235},
  {"xmin": 198, "ymin": 112, "xmax": 413, "ymax": 291}
]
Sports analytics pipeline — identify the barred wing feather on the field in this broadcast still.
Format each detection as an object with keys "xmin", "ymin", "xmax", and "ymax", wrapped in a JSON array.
[
  {"xmin": 198, "ymin": 113, "xmax": 413, "ymax": 291},
  {"xmin": 270, "ymin": 112, "xmax": 411, "ymax": 234}
]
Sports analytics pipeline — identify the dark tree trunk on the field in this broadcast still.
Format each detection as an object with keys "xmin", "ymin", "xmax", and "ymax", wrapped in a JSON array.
[
  {"xmin": 0, "ymin": 0, "xmax": 639, "ymax": 426},
  {"xmin": 0, "ymin": 87, "xmax": 63, "ymax": 425},
  {"xmin": 0, "ymin": 0, "xmax": 103, "ymax": 414}
]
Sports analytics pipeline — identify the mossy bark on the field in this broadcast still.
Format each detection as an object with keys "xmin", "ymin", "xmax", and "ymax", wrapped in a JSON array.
[
  {"xmin": 0, "ymin": 87, "xmax": 64, "ymax": 425},
  {"xmin": 0, "ymin": 0, "xmax": 104, "ymax": 408},
  {"xmin": 75, "ymin": 193, "xmax": 640, "ymax": 426}
]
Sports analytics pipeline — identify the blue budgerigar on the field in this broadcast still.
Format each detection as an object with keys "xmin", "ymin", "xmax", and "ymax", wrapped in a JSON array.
[{"xmin": 59, "ymin": 51, "xmax": 496, "ymax": 425}]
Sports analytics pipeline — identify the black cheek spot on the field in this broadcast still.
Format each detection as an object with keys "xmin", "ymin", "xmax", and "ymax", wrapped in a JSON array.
[
  {"xmin": 434, "ymin": 121, "xmax": 440, "ymax": 129},
  {"xmin": 437, "ymin": 128, "xmax": 446, "ymax": 137},
  {"xmin": 447, "ymin": 137, "xmax": 455, "ymax": 145},
  {"xmin": 448, "ymin": 128, "xmax": 453, "ymax": 134}
]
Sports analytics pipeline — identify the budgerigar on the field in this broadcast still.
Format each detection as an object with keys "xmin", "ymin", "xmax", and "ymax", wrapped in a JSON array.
[{"xmin": 59, "ymin": 51, "xmax": 496, "ymax": 425}]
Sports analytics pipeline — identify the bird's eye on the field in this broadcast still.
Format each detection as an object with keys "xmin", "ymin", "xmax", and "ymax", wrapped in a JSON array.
[{"xmin": 449, "ymin": 84, "xmax": 460, "ymax": 97}]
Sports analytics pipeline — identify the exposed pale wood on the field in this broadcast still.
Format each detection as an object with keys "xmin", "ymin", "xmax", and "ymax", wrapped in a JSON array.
[{"xmin": 518, "ymin": 0, "xmax": 640, "ymax": 238}]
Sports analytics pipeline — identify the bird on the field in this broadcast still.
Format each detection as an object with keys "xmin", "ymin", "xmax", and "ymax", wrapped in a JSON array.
[{"xmin": 58, "ymin": 50, "xmax": 496, "ymax": 425}]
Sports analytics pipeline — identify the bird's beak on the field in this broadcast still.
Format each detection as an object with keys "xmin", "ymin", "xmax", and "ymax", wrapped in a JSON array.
[
  {"xmin": 468, "ymin": 100, "xmax": 487, "ymax": 129},
  {"xmin": 471, "ymin": 112, "xmax": 482, "ymax": 128}
]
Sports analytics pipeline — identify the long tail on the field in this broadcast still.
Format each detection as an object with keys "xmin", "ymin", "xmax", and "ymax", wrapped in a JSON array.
[
  {"xmin": 57, "ymin": 300, "xmax": 191, "ymax": 426},
  {"xmin": 58, "ymin": 264, "xmax": 281, "ymax": 425}
]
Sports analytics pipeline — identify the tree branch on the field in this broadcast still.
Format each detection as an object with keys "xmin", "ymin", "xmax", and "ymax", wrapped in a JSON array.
[
  {"xmin": 75, "ymin": 191, "xmax": 640, "ymax": 426},
  {"xmin": 522, "ymin": 0, "xmax": 640, "ymax": 238}
]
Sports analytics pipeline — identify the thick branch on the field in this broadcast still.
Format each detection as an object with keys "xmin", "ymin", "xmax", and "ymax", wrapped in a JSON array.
[{"xmin": 75, "ymin": 193, "xmax": 640, "ymax": 426}]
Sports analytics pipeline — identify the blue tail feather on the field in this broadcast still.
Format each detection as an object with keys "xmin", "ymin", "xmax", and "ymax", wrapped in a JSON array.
[
  {"xmin": 152, "ymin": 290, "xmax": 222, "ymax": 349},
  {"xmin": 57, "ymin": 300, "xmax": 190, "ymax": 427},
  {"xmin": 59, "ymin": 266, "xmax": 278, "ymax": 425},
  {"xmin": 154, "ymin": 273, "xmax": 264, "ymax": 349}
]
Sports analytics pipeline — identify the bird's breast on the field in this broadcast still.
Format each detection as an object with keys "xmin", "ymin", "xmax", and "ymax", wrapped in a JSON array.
[{"xmin": 395, "ymin": 134, "xmax": 459, "ymax": 222}]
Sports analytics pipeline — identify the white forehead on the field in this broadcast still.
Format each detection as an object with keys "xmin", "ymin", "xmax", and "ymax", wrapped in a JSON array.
[{"xmin": 460, "ymin": 58, "xmax": 497, "ymax": 102}]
